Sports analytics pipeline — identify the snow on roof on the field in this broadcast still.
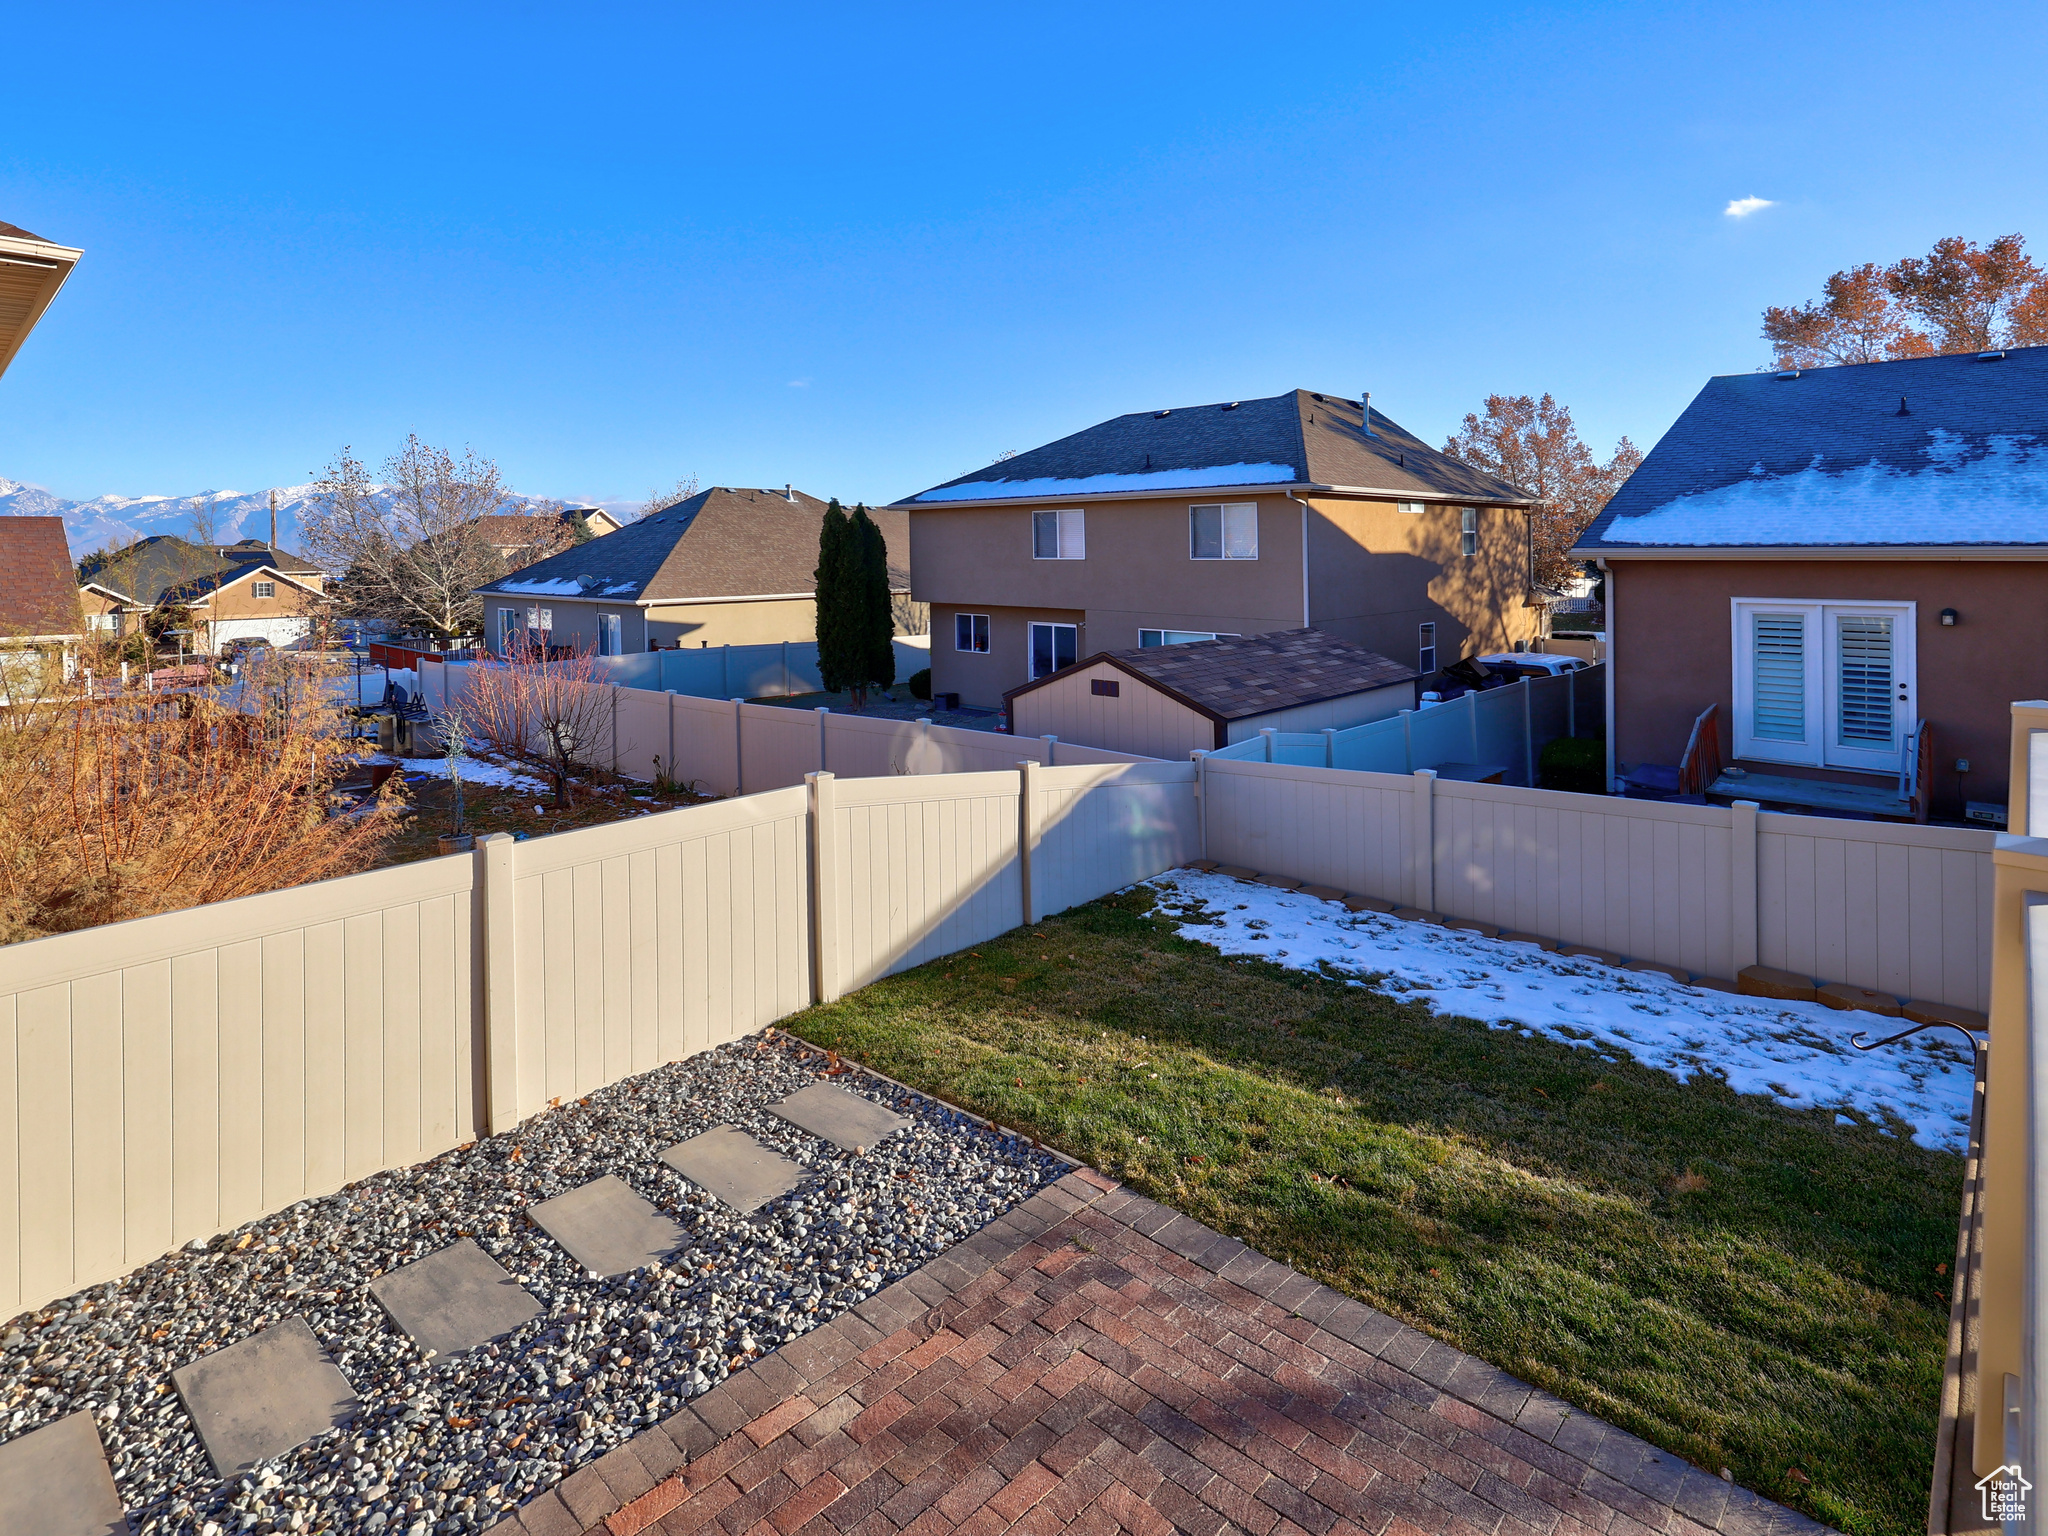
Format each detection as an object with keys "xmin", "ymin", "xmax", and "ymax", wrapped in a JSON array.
[
  {"xmin": 1616, "ymin": 429, "xmax": 2048, "ymax": 546},
  {"xmin": 911, "ymin": 462, "xmax": 1301, "ymax": 503}
]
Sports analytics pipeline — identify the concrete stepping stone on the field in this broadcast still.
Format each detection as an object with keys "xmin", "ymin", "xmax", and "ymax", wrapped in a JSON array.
[
  {"xmin": 662, "ymin": 1126, "xmax": 807, "ymax": 1214},
  {"xmin": 770, "ymin": 1082, "xmax": 909, "ymax": 1155},
  {"xmin": 0, "ymin": 1410, "xmax": 127, "ymax": 1536},
  {"xmin": 171, "ymin": 1316, "xmax": 357, "ymax": 1479},
  {"xmin": 370, "ymin": 1237, "xmax": 543, "ymax": 1359},
  {"xmin": 528, "ymin": 1175, "xmax": 687, "ymax": 1277}
]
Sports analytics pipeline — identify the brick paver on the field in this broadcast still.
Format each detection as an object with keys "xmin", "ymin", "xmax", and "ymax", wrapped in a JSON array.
[{"xmin": 484, "ymin": 1169, "xmax": 1830, "ymax": 1536}]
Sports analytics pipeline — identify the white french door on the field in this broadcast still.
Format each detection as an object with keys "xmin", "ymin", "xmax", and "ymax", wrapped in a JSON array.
[{"xmin": 1731, "ymin": 600, "xmax": 1914, "ymax": 770}]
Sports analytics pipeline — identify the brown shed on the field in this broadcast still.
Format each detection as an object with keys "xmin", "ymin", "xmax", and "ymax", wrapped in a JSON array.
[{"xmin": 1003, "ymin": 628, "xmax": 1417, "ymax": 759}]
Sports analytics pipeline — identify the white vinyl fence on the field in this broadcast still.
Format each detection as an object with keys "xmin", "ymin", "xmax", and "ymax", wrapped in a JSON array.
[
  {"xmin": 1206, "ymin": 666, "xmax": 1603, "ymax": 783},
  {"xmin": 0, "ymin": 760, "xmax": 1200, "ymax": 1318},
  {"xmin": 421, "ymin": 663, "xmax": 1150, "ymax": 799},
  {"xmin": 571, "ymin": 638, "xmax": 930, "ymax": 701},
  {"xmin": 1200, "ymin": 755, "xmax": 1996, "ymax": 1010}
]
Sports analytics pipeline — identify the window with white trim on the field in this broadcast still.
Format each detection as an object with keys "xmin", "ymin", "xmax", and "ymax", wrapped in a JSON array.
[
  {"xmin": 1459, "ymin": 508, "xmax": 1477, "ymax": 557},
  {"xmin": 1731, "ymin": 599, "xmax": 1915, "ymax": 771},
  {"xmin": 1396, "ymin": 501, "xmax": 1424, "ymax": 515},
  {"xmin": 498, "ymin": 607, "xmax": 520, "ymax": 653},
  {"xmin": 1418, "ymin": 622, "xmax": 1437, "ymax": 675},
  {"xmin": 1029, "ymin": 622, "xmax": 1077, "ymax": 679},
  {"xmin": 252, "ymin": 580, "xmax": 276, "ymax": 599},
  {"xmin": 599, "ymin": 612, "xmax": 623, "ymax": 656},
  {"xmin": 954, "ymin": 612, "xmax": 990, "ymax": 652},
  {"xmin": 1032, "ymin": 509, "xmax": 1085, "ymax": 559},
  {"xmin": 1189, "ymin": 503, "xmax": 1257, "ymax": 559},
  {"xmin": 1140, "ymin": 628, "xmax": 1238, "ymax": 647}
]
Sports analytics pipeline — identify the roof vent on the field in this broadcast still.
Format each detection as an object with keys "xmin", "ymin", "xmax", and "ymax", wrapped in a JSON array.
[
  {"xmin": 1221, "ymin": 401, "xmax": 1239, "ymax": 410},
  {"xmin": 1896, "ymin": 395, "xmax": 1912, "ymax": 416},
  {"xmin": 1979, "ymin": 350, "xmax": 2006, "ymax": 361},
  {"xmin": 1776, "ymin": 368, "xmax": 1801, "ymax": 380},
  {"xmin": 1153, "ymin": 409, "xmax": 1171, "ymax": 418},
  {"xmin": 785, "ymin": 483, "xmax": 795, "ymax": 501},
  {"xmin": 1362, "ymin": 390, "xmax": 1374, "ymax": 437},
  {"xmin": 1310, "ymin": 392, "xmax": 1324, "ymax": 402}
]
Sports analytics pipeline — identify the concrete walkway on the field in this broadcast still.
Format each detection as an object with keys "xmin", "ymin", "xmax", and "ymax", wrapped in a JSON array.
[{"xmin": 486, "ymin": 1169, "xmax": 1828, "ymax": 1536}]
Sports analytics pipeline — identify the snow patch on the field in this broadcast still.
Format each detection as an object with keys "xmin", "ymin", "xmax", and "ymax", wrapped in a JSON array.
[
  {"xmin": 1611, "ymin": 430, "xmax": 2048, "ymax": 545},
  {"xmin": 913, "ymin": 462, "xmax": 1299, "ymax": 502},
  {"xmin": 1146, "ymin": 870, "xmax": 1974, "ymax": 1151}
]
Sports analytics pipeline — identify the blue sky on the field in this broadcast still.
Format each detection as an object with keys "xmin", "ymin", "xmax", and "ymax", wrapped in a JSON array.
[{"xmin": 3, "ymin": 1, "xmax": 2045, "ymax": 509}]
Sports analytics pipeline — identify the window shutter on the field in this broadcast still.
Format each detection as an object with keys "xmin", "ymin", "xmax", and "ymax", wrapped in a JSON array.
[
  {"xmin": 1834, "ymin": 614, "xmax": 1894, "ymax": 748},
  {"xmin": 1750, "ymin": 612, "xmax": 1807, "ymax": 742}
]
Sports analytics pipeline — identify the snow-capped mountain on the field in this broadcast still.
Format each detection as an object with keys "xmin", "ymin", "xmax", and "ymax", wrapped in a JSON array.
[{"xmin": 0, "ymin": 478, "xmax": 646, "ymax": 559}]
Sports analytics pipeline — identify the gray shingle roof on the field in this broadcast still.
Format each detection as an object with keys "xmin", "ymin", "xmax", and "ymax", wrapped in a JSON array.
[
  {"xmin": 1005, "ymin": 627, "xmax": 1416, "ymax": 721},
  {"xmin": 1579, "ymin": 345, "xmax": 2048, "ymax": 551},
  {"xmin": 896, "ymin": 390, "xmax": 1533, "ymax": 507},
  {"xmin": 476, "ymin": 488, "xmax": 909, "ymax": 604}
]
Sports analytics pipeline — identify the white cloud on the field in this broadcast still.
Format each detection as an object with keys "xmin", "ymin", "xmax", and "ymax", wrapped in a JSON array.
[
  {"xmin": 1724, "ymin": 195, "xmax": 1775, "ymax": 219},
  {"xmin": 787, "ymin": 378, "xmax": 810, "ymax": 388}
]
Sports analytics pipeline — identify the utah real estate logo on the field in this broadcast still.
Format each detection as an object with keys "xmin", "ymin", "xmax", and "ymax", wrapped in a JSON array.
[{"xmin": 1979, "ymin": 1464, "xmax": 2032, "ymax": 1523}]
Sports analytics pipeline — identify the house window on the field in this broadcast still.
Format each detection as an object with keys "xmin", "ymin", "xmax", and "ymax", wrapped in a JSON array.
[
  {"xmin": 1732, "ymin": 599, "xmax": 1915, "ymax": 771},
  {"xmin": 498, "ymin": 607, "xmax": 520, "ymax": 653},
  {"xmin": 1139, "ymin": 629, "xmax": 1236, "ymax": 647},
  {"xmin": 252, "ymin": 580, "xmax": 276, "ymax": 599},
  {"xmin": 1190, "ymin": 503, "xmax": 1258, "ymax": 560},
  {"xmin": 954, "ymin": 612, "xmax": 990, "ymax": 652},
  {"xmin": 1032, "ymin": 509, "xmax": 1086, "ymax": 559},
  {"xmin": 599, "ymin": 613, "xmax": 623, "ymax": 656},
  {"xmin": 1460, "ymin": 508, "xmax": 1477, "ymax": 557},
  {"xmin": 1418, "ymin": 622, "xmax": 1437, "ymax": 675},
  {"xmin": 1397, "ymin": 501, "xmax": 1425, "ymax": 515},
  {"xmin": 1029, "ymin": 622, "xmax": 1077, "ymax": 679},
  {"xmin": 1091, "ymin": 679, "xmax": 1120, "ymax": 697}
]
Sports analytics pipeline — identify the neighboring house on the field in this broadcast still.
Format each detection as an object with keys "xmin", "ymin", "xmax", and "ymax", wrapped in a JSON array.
[
  {"xmin": 0, "ymin": 517, "xmax": 83, "ymax": 693},
  {"xmin": 1004, "ymin": 627, "xmax": 1418, "ymax": 759},
  {"xmin": 1573, "ymin": 345, "xmax": 2048, "ymax": 822},
  {"xmin": 78, "ymin": 535, "xmax": 331, "ymax": 654},
  {"xmin": 0, "ymin": 219, "xmax": 82, "ymax": 382},
  {"xmin": 895, "ymin": 389, "xmax": 1541, "ymax": 709},
  {"xmin": 476, "ymin": 486, "xmax": 912, "ymax": 657},
  {"xmin": 474, "ymin": 507, "xmax": 622, "ymax": 564}
]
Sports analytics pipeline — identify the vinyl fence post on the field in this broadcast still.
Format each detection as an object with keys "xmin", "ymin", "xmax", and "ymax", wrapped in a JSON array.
[
  {"xmin": 1322, "ymin": 728, "xmax": 1337, "ymax": 768},
  {"xmin": 1467, "ymin": 692, "xmax": 1481, "ymax": 765},
  {"xmin": 478, "ymin": 832, "xmax": 521, "ymax": 1135},
  {"xmin": 1400, "ymin": 708, "xmax": 1413, "ymax": 772},
  {"xmin": 731, "ymin": 697, "xmax": 745, "ymax": 795},
  {"xmin": 1412, "ymin": 769, "xmax": 1437, "ymax": 912},
  {"xmin": 917, "ymin": 717, "xmax": 932, "ymax": 775},
  {"xmin": 1018, "ymin": 759, "xmax": 1041, "ymax": 925},
  {"xmin": 1520, "ymin": 676, "xmax": 1534, "ymax": 787},
  {"xmin": 816, "ymin": 706, "xmax": 830, "ymax": 773},
  {"xmin": 666, "ymin": 690, "xmax": 677, "ymax": 782},
  {"xmin": 1566, "ymin": 668, "xmax": 1577, "ymax": 738},
  {"xmin": 781, "ymin": 641, "xmax": 790, "ymax": 698},
  {"xmin": 807, "ymin": 772, "xmax": 842, "ymax": 1003},
  {"xmin": 1192, "ymin": 750, "xmax": 1210, "ymax": 859},
  {"xmin": 1731, "ymin": 799, "xmax": 1761, "ymax": 975},
  {"xmin": 1040, "ymin": 733, "xmax": 1058, "ymax": 766},
  {"xmin": 611, "ymin": 685, "xmax": 621, "ymax": 777},
  {"xmin": 1261, "ymin": 728, "xmax": 1276, "ymax": 763},
  {"xmin": 721, "ymin": 645, "xmax": 731, "ymax": 700}
]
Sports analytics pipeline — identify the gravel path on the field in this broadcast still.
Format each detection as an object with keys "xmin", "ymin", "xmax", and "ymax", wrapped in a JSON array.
[{"xmin": 0, "ymin": 1032, "xmax": 1064, "ymax": 1535}]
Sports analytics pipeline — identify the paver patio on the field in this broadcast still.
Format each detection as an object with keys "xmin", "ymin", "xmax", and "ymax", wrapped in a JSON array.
[{"xmin": 485, "ymin": 1168, "xmax": 1829, "ymax": 1536}]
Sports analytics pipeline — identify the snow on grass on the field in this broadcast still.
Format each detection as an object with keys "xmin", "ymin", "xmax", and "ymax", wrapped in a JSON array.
[
  {"xmin": 356, "ymin": 748, "xmax": 550, "ymax": 793},
  {"xmin": 1147, "ymin": 869, "xmax": 1974, "ymax": 1151}
]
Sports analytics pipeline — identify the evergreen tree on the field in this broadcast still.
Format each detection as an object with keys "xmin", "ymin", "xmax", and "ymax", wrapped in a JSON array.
[
  {"xmin": 813, "ymin": 499, "xmax": 856, "ymax": 695},
  {"xmin": 851, "ymin": 504, "xmax": 896, "ymax": 696}
]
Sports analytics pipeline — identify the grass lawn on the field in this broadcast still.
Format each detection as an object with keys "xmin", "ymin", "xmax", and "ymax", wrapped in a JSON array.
[{"xmin": 783, "ymin": 882, "xmax": 1962, "ymax": 1536}]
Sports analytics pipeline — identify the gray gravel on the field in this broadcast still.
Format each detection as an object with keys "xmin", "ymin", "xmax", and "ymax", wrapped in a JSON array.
[{"xmin": 0, "ymin": 1031, "xmax": 1063, "ymax": 1534}]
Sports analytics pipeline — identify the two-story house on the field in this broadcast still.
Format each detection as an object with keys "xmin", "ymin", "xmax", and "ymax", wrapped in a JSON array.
[{"xmin": 894, "ymin": 389, "xmax": 1540, "ymax": 708}]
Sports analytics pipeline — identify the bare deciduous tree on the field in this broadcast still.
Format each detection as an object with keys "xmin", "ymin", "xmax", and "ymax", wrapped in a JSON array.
[
  {"xmin": 301, "ymin": 435, "xmax": 541, "ymax": 640},
  {"xmin": 640, "ymin": 475, "xmax": 701, "ymax": 520},
  {"xmin": 455, "ymin": 645, "xmax": 614, "ymax": 808}
]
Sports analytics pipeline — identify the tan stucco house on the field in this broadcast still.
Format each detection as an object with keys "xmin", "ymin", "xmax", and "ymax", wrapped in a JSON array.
[
  {"xmin": 476, "ymin": 486, "xmax": 913, "ymax": 656},
  {"xmin": 1573, "ymin": 346, "xmax": 2048, "ymax": 824},
  {"xmin": 893, "ymin": 389, "xmax": 1541, "ymax": 710},
  {"xmin": 79, "ymin": 535, "xmax": 331, "ymax": 654}
]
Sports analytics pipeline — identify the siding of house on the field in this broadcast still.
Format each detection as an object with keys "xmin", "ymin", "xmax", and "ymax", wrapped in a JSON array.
[
  {"xmin": 647, "ymin": 598, "xmax": 822, "ymax": 649},
  {"xmin": 1009, "ymin": 660, "xmax": 1219, "ymax": 758},
  {"xmin": 915, "ymin": 492, "xmax": 1538, "ymax": 709},
  {"xmin": 1217, "ymin": 680, "xmax": 1413, "ymax": 743},
  {"xmin": 1610, "ymin": 557, "xmax": 2048, "ymax": 817}
]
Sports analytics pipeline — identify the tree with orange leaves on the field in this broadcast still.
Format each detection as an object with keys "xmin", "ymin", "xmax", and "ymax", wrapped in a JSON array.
[{"xmin": 1763, "ymin": 234, "xmax": 2048, "ymax": 368}]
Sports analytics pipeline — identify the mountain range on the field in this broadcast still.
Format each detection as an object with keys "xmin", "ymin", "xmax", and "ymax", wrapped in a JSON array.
[{"xmin": 0, "ymin": 478, "xmax": 643, "ymax": 561}]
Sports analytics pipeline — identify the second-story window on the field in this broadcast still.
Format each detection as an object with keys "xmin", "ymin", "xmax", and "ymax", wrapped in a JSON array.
[
  {"xmin": 252, "ymin": 580, "xmax": 276, "ymax": 599},
  {"xmin": 1032, "ymin": 509, "xmax": 1085, "ymax": 559},
  {"xmin": 1460, "ymin": 507, "xmax": 1478, "ymax": 557},
  {"xmin": 1190, "ymin": 502, "xmax": 1257, "ymax": 559},
  {"xmin": 954, "ymin": 613, "xmax": 989, "ymax": 652},
  {"xmin": 1418, "ymin": 622, "xmax": 1437, "ymax": 675}
]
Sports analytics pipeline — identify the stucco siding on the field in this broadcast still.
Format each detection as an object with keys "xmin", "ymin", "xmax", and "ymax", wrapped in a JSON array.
[{"xmin": 648, "ymin": 598, "xmax": 819, "ymax": 649}]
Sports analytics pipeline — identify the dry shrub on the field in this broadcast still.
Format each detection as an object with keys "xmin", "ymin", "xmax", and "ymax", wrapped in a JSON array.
[
  {"xmin": 0, "ymin": 653, "xmax": 403, "ymax": 943},
  {"xmin": 453, "ymin": 646, "xmax": 612, "ymax": 807}
]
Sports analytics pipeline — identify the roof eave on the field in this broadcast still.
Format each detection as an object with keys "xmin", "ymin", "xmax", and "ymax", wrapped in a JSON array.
[
  {"xmin": 899, "ymin": 481, "xmax": 1536, "ymax": 510},
  {"xmin": 1575, "ymin": 544, "xmax": 2048, "ymax": 561},
  {"xmin": 0, "ymin": 231, "xmax": 83, "ymax": 382}
]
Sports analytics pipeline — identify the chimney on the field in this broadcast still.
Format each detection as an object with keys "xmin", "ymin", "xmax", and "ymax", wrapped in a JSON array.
[
  {"xmin": 1361, "ymin": 392, "xmax": 1373, "ymax": 437},
  {"xmin": 268, "ymin": 488, "xmax": 278, "ymax": 548}
]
